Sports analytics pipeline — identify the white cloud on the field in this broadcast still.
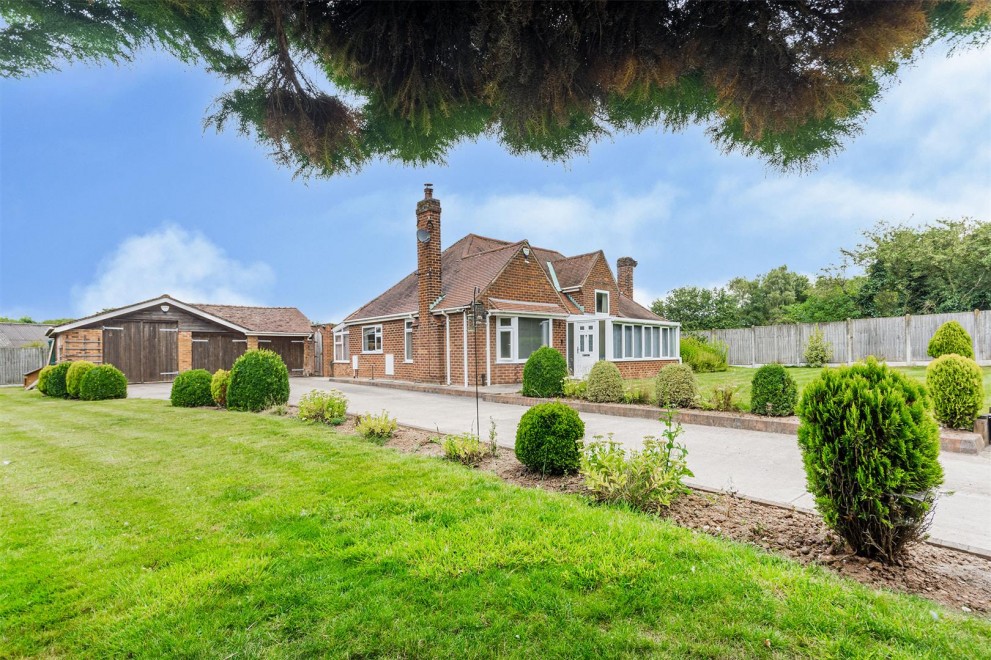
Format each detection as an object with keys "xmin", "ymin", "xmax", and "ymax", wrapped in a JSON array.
[{"xmin": 72, "ymin": 225, "xmax": 274, "ymax": 316}]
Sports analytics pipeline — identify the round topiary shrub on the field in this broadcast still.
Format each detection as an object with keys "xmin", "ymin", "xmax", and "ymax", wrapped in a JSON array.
[
  {"xmin": 521, "ymin": 346, "xmax": 568, "ymax": 397},
  {"xmin": 65, "ymin": 360, "xmax": 96, "ymax": 399},
  {"xmin": 170, "ymin": 369, "xmax": 215, "ymax": 407},
  {"xmin": 750, "ymin": 364, "xmax": 798, "ymax": 416},
  {"xmin": 515, "ymin": 401, "xmax": 585, "ymax": 474},
  {"xmin": 211, "ymin": 369, "xmax": 230, "ymax": 408},
  {"xmin": 797, "ymin": 357, "xmax": 943, "ymax": 562},
  {"xmin": 79, "ymin": 365, "xmax": 128, "ymax": 401},
  {"xmin": 927, "ymin": 320, "xmax": 974, "ymax": 359},
  {"xmin": 227, "ymin": 349, "xmax": 290, "ymax": 412},
  {"xmin": 927, "ymin": 353, "xmax": 984, "ymax": 430},
  {"xmin": 586, "ymin": 360, "xmax": 624, "ymax": 403},
  {"xmin": 40, "ymin": 362, "xmax": 71, "ymax": 398},
  {"xmin": 654, "ymin": 364, "xmax": 698, "ymax": 408}
]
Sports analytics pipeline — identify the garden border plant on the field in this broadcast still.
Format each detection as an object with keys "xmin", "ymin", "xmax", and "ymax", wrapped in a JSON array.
[{"xmin": 515, "ymin": 401, "xmax": 585, "ymax": 475}]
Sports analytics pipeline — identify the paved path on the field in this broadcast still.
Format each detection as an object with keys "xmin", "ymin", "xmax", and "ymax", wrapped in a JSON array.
[{"xmin": 130, "ymin": 378, "xmax": 991, "ymax": 554}]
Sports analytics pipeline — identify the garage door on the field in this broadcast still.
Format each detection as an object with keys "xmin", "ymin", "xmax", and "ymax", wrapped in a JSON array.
[
  {"xmin": 258, "ymin": 337, "xmax": 305, "ymax": 376},
  {"xmin": 102, "ymin": 321, "xmax": 179, "ymax": 383},
  {"xmin": 191, "ymin": 333, "xmax": 246, "ymax": 373}
]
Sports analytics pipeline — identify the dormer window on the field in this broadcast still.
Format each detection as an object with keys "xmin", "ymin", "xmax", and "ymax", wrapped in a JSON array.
[{"xmin": 595, "ymin": 290, "xmax": 609, "ymax": 315}]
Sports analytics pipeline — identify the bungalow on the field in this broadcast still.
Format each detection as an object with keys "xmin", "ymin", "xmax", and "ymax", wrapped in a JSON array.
[
  {"xmin": 326, "ymin": 185, "xmax": 680, "ymax": 385},
  {"xmin": 48, "ymin": 295, "xmax": 315, "ymax": 383}
]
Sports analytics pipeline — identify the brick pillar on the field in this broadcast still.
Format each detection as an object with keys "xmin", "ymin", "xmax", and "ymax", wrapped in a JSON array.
[
  {"xmin": 617, "ymin": 257, "xmax": 637, "ymax": 299},
  {"xmin": 246, "ymin": 336, "xmax": 258, "ymax": 351},
  {"xmin": 178, "ymin": 331, "xmax": 193, "ymax": 372},
  {"xmin": 415, "ymin": 184, "xmax": 444, "ymax": 383},
  {"xmin": 303, "ymin": 336, "xmax": 314, "ymax": 376}
]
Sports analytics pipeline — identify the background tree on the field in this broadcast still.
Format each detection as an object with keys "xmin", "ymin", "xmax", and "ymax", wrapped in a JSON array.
[
  {"xmin": 2, "ymin": 1, "xmax": 989, "ymax": 177},
  {"xmin": 651, "ymin": 286, "xmax": 739, "ymax": 331}
]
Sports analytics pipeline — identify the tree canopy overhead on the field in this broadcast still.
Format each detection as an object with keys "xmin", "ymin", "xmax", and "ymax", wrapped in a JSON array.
[{"xmin": 2, "ymin": 1, "xmax": 989, "ymax": 176}]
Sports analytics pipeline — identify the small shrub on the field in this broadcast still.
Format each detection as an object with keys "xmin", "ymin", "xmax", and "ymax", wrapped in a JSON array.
[
  {"xmin": 211, "ymin": 369, "xmax": 230, "ymax": 407},
  {"xmin": 581, "ymin": 413, "xmax": 694, "ymax": 510},
  {"xmin": 586, "ymin": 360, "xmax": 624, "ymax": 403},
  {"xmin": 356, "ymin": 410, "xmax": 398, "ymax": 440},
  {"xmin": 36, "ymin": 365, "xmax": 54, "ymax": 395},
  {"xmin": 227, "ymin": 349, "xmax": 290, "ymax": 412},
  {"xmin": 170, "ymin": 369, "xmax": 215, "ymax": 407},
  {"xmin": 803, "ymin": 328, "xmax": 832, "ymax": 368},
  {"xmin": 443, "ymin": 432, "xmax": 493, "ymax": 466},
  {"xmin": 622, "ymin": 384, "xmax": 651, "ymax": 405},
  {"xmin": 708, "ymin": 385, "xmax": 739, "ymax": 412},
  {"xmin": 521, "ymin": 346, "xmax": 568, "ymax": 397},
  {"xmin": 927, "ymin": 354, "xmax": 984, "ymax": 429},
  {"xmin": 40, "ymin": 362, "xmax": 71, "ymax": 398},
  {"xmin": 680, "ymin": 335, "xmax": 728, "ymax": 373},
  {"xmin": 515, "ymin": 402, "xmax": 585, "ymax": 474},
  {"xmin": 797, "ymin": 357, "xmax": 943, "ymax": 562},
  {"xmin": 562, "ymin": 378, "xmax": 588, "ymax": 399},
  {"xmin": 751, "ymin": 364, "xmax": 798, "ymax": 416},
  {"xmin": 927, "ymin": 320, "xmax": 974, "ymax": 359},
  {"xmin": 654, "ymin": 364, "xmax": 698, "ymax": 408},
  {"xmin": 65, "ymin": 360, "xmax": 96, "ymax": 398},
  {"xmin": 298, "ymin": 389, "xmax": 348, "ymax": 425},
  {"xmin": 79, "ymin": 365, "xmax": 127, "ymax": 401}
]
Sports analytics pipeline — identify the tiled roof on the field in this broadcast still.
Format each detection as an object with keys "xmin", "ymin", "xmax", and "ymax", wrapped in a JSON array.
[
  {"xmin": 549, "ymin": 252, "xmax": 599, "ymax": 289},
  {"xmin": 617, "ymin": 294, "xmax": 666, "ymax": 321},
  {"xmin": 487, "ymin": 298, "xmax": 570, "ymax": 316},
  {"xmin": 193, "ymin": 304, "xmax": 313, "ymax": 334}
]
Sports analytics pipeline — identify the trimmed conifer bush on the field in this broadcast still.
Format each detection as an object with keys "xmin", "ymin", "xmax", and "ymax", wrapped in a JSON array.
[
  {"xmin": 515, "ymin": 402, "xmax": 585, "ymax": 474},
  {"xmin": 170, "ymin": 369, "xmax": 215, "ymax": 407},
  {"xmin": 586, "ymin": 360, "xmax": 624, "ymax": 403},
  {"xmin": 803, "ymin": 328, "xmax": 832, "ymax": 368},
  {"xmin": 40, "ymin": 362, "xmax": 71, "ymax": 398},
  {"xmin": 521, "ymin": 346, "xmax": 568, "ymax": 397},
  {"xmin": 750, "ymin": 364, "xmax": 798, "ymax": 416},
  {"xmin": 927, "ymin": 320, "xmax": 973, "ymax": 359},
  {"xmin": 65, "ymin": 361, "xmax": 96, "ymax": 399},
  {"xmin": 927, "ymin": 354, "xmax": 984, "ymax": 429},
  {"xmin": 79, "ymin": 365, "xmax": 127, "ymax": 401},
  {"xmin": 654, "ymin": 363, "xmax": 698, "ymax": 408},
  {"xmin": 797, "ymin": 358, "xmax": 943, "ymax": 562},
  {"xmin": 227, "ymin": 349, "xmax": 290, "ymax": 412},
  {"xmin": 211, "ymin": 369, "xmax": 230, "ymax": 407}
]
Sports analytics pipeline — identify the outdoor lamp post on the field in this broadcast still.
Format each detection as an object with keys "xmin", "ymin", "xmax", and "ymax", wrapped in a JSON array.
[{"xmin": 471, "ymin": 288, "xmax": 487, "ymax": 436}]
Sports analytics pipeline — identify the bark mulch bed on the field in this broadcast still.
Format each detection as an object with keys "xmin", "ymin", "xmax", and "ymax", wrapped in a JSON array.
[{"xmin": 324, "ymin": 414, "xmax": 991, "ymax": 616}]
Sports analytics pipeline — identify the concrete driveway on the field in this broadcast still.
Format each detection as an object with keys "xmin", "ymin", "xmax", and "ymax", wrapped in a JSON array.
[{"xmin": 129, "ymin": 377, "xmax": 991, "ymax": 555}]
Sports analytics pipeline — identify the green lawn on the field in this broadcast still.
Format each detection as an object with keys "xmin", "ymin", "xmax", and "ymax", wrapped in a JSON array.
[
  {"xmin": 1, "ymin": 390, "xmax": 989, "ymax": 657},
  {"xmin": 628, "ymin": 365, "xmax": 991, "ymax": 413}
]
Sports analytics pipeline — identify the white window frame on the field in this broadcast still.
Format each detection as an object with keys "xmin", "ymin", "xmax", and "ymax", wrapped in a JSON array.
[
  {"xmin": 594, "ymin": 289, "xmax": 610, "ymax": 315},
  {"xmin": 611, "ymin": 322, "xmax": 679, "ymax": 361},
  {"xmin": 333, "ymin": 328, "xmax": 350, "ymax": 363},
  {"xmin": 361, "ymin": 325, "xmax": 383, "ymax": 354},
  {"xmin": 495, "ymin": 316, "xmax": 552, "ymax": 363},
  {"xmin": 404, "ymin": 319, "xmax": 414, "ymax": 362}
]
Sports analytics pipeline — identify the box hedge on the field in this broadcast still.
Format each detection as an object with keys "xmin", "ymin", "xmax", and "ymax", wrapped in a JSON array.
[
  {"xmin": 170, "ymin": 369, "xmax": 216, "ymax": 407},
  {"xmin": 927, "ymin": 320, "xmax": 973, "ymax": 359},
  {"xmin": 750, "ymin": 364, "xmax": 798, "ymax": 416},
  {"xmin": 79, "ymin": 365, "xmax": 128, "ymax": 401},
  {"xmin": 515, "ymin": 401, "xmax": 584, "ymax": 475},
  {"xmin": 926, "ymin": 353, "xmax": 984, "ymax": 429},
  {"xmin": 39, "ymin": 362, "xmax": 71, "ymax": 398},
  {"xmin": 654, "ymin": 364, "xmax": 698, "ymax": 408},
  {"xmin": 521, "ymin": 346, "xmax": 568, "ymax": 397},
  {"xmin": 226, "ymin": 349, "xmax": 290, "ymax": 412},
  {"xmin": 586, "ymin": 360, "xmax": 624, "ymax": 403},
  {"xmin": 65, "ymin": 361, "xmax": 96, "ymax": 399},
  {"xmin": 211, "ymin": 369, "xmax": 230, "ymax": 407}
]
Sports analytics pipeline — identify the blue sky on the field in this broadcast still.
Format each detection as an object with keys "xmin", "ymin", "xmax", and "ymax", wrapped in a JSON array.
[{"xmin": 1, "ymin": 43, "xmax": 989, "ymax": 323}]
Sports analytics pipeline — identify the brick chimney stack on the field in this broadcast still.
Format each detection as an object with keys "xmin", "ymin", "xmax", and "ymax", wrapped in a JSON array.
[
  {"xmin": 415, "ymin": 184, "xmax": 444, "ymax": 382},
  {"xmin": 617, "ymin": 257, "xmax": 637, "ymax": 299}
]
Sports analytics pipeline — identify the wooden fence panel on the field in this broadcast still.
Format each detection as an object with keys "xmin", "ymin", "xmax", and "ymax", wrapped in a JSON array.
[
  {"xmin": 851, "ymin": 317, "xmax": 904, "ymax": 362},
  {"xmin": 0, "ymin": 347, "xmax": 46, "ymax": 386}
]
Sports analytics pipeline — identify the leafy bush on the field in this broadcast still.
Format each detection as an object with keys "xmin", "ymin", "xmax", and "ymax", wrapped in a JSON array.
[
  {"xmin": 298, "ymin": 389, "xmax": 348, "ymax": 425},
  {"xmin": 797, "ymin": 357, "xmax": 943, "ymax": 562},
  {"xmin": 654, "ymin": 364, "xmax": 698, "ymax": 408},
  {"xmin": 927, "ymin": 320, "xmax": 973, "ymax": 359},
  {"xmin": 707, "ymin": 385, "xmax": 740, "ymax": 412},
  {"xmin": 680, "ymin": 335, "xmax": 728, "ymax": 373},
  {"xmin": 39, "ymin": 362, "xmax": 71, "ymax": 398},
  {"xmin": 751, "ymin": 364, "xmax": 797, "ymax": 416},
  {"xmin": 803, "ymin": 328, "xmax": 832, "ymax": 368},
  {"xmin": 65, "ymin": 360, "xmax": 96, "ymax": 399},
  {"xmin": 211, "ymin": 369, "xmax": 230, "ymax": 407},
  {"xmin": 586, "ymin": 360, "xmax": 624, "ymax": 403},
  {"xmin": 926, "ymin": 354, "xmax": 984, "ymax": 429},
  {"xmin": 356, "ymin": 410, "xmax": 398, "ymax": 440},
  {"xmin": 170, "ymin": 369, "xmax": 214, "ymax": 407},
  {"xmin": 442, "ymin": 432, "xmax": 493, "ymax": 466},
  {"xmin": 227, "ymin": 349, "xmax": 290, "ymax": 412},
  {"xmin": 562, "ymin": 378, "xmax": 587, "ymax": 399},
  {"xmin": 580, "ymin": 413, "xmax": 693, "ymax": 510},
  {"xmin": 515, "ymin": 402, "xmax": 585, "ymax": 475},
  {"xmin": 521, "ymin": 346, "xmax": 568, "ymax": 397},
  {"xmin": 79, "ymin": 365, "xmax": 127, "ymax": 401}
]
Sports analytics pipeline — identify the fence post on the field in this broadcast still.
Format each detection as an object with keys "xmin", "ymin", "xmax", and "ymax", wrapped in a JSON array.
[
  {"xmin": 846, "ymin": 318, "xmax": 854, "ymax": 364},
  {"xmin": 904, "ymin": 314, "xmax": 912, "ymax": 365},
  {"xmin": 750, "ymin": 326, "xmax": 757, "ymax": 367}
]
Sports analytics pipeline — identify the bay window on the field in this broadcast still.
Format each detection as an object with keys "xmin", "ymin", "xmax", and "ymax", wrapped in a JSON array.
[{"xmin": 611, "ymin": 322, "xmax": 678, "ymax": 360}]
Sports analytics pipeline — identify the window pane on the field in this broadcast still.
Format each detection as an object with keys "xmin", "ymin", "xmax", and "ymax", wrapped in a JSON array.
[
  {"xmin": 499, "ymin": 330, "xmax": 512, "ymax": 360},
  {"xmin": 517, "ymin": 317, "xmax": 545, "ymax": 360},
  {"xmin": 624, "ymin": 325, "xmax": 633, "ymax": 358},
  {"xmin": 653, "ymin": 328, "xmax": 660, "ymax": 357},
  {"xmin": 644, "ymin": 329, "xmax": 652, "ymax": 357},
  {"xmin": 634, "ymin": 326, "xmax": 643, "ymax": 358},
  {"xmin": 596, "ymin": 291, "xmax": 608, "ymax": 313},
  {"xmin": 405, "ymin": 326, "xmax": 413, "ymax": 361},
  {"xmin": 500, "ymin": 317, "xmax": 512, "ymax": 327},
  {"xmin": 598, "ymin": 321, "xmax": 606, "ymax": 360},
  {"xmin": 663, "ymin": 328, "xmax": 670, "ymax": 356},
  {"xmin": 613, "ymin": 324, "xmax": 622, "ymax": 358}
]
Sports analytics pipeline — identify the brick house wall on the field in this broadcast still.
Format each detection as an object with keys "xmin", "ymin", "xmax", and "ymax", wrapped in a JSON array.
[
  {"xmin": 577, "ymin": 253, "xmax": 620, "ymax": 316},
  {"xmin": 57, "ymin": 329, "xmax": 102, "ymax": 363},
  {"xmin": 614, "ymin": 359, "xmax": 678, "ymax": 380},
  {"xmin": 178, "ymin": 332, "xmax": 193, "ymax": 372}
]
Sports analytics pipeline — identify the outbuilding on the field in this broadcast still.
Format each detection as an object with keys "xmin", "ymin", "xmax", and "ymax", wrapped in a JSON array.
[{"xmin": 48, "ymin": 295, "xmax": 314, "ymax": 382}]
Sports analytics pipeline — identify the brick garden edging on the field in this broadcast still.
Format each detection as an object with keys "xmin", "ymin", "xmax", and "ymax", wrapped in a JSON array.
[{"xmin": 325, "ymin": 377, "xmax": 988, "ymax": 454}]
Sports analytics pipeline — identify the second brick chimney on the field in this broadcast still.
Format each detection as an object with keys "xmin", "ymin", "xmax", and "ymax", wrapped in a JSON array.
[
  {"xmin": 414, "ymin": 184, "xmax": 444, "ymax": 382},
  {"xmin": 617, "ymin": 257, "xmax": 637, "ymax": 299}
]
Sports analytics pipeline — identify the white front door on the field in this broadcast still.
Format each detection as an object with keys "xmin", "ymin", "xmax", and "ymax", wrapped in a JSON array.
[{"xmin": 573, "ymin": 321, "xmax": 597, "ymax": 378}]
